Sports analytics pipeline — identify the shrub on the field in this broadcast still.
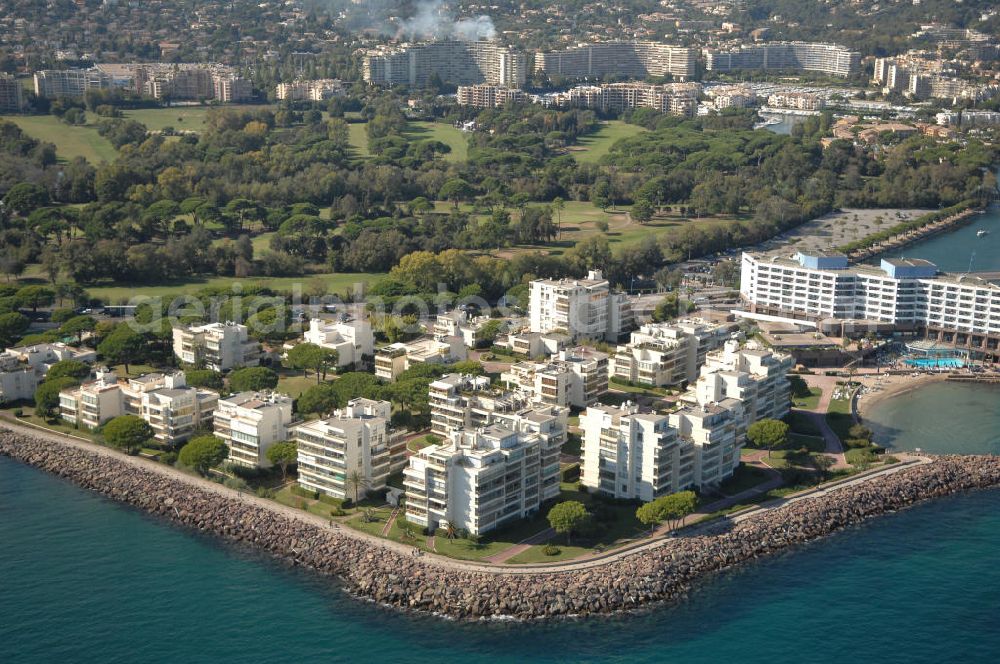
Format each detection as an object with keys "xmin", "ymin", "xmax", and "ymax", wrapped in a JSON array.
[
  {"xmin": 848, "ymin": 424, "xmax": 872, "ymax": 441},
  {"xmin": 542, "ymin": 544, "xmax": 561, "ymax": 556},
  {"xmin": 255, "ymin": 486, "xmax": 276, "ymax": 499},
  {"xmin": 317, "ymin": 493, "xmax": 343, "ymax": 506},
  {"xmin": 844, "ymin": 437, "xmax": 873, "ymax": 449},
  {"xmin": 12, "ymin": 408, "xmax": 23, "ymax": 417},
  {"xmin": 291, "ymin": 484, "xmax": 320, "ymax": 500},
  {"xmin": 882, "ymin": 455, "xmax": 901, "ymax": 464},
  {"xmin": 224, "ymin": 477, "xmax": 248, "ymax": 491},
  {"xmin": 160, "ymin": 451, "xmax": 178, "ymax": 465},
  {"xmin": 330, "ymin": 507, "xmax": 347, "ymax": 517},
  {"xmin": 846, "ymin": 447, "xmax": 877, "ymax": 466}
]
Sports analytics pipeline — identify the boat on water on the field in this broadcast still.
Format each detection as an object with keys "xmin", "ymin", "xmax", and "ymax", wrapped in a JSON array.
[{"xmin": 978, "ymin": 229, "xmax": 990, "ymax": 237}]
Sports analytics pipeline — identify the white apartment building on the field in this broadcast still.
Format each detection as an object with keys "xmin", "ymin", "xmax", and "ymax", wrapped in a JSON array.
[
  {"xmin": 294, "ymin": 398, "xmax": 394, "ymax": 500},
  {"xmin": 403, "ymin": 416, "xmax": 563, "ymax": 535},
  {"xmin": 708, "ymin": 84, "xmax": 757, "ymax": 109},
  {"xmin": 302, "ymin": 316, "xmax": 374, "ymax": 368},
  {"xmin": 433, "ymin": 311, "xmax": 497, "ymax": 349},
  {"xmin": 580, "ymin": 400, "xmax": 743, "ymax": 502},
  {"xmin": 502, "ymin": 346, "xmax": 609, "ymax": 408},
  {"xmin": 499, "ymin": 330, "xmax": 568, "ymax": 358},
  {"xmin": 275, "ymin": 79, "xmax": 344, "ymax": 101},
  {"xmin": 0, "ymin": 73, "xmax": 24, "ymax": 112},
  {"xmin": 429, "ymin": 372, "xmax": 569, "ymax": 435},
  {"xmin": 58, "ymin": 370, "xmax": 124, "ymax": 429},
  {"xmin": 363, "ymin": 41, "xmax": 527, "ymax": 88},
  {"xmin": 611, "ymin": 319, "xmax": 736, "ymax": 388},
  {"xmin": 705, "ymin": 42, "xmax": 860, "ymax": 77},
  {"xmin": 59, "ymin": 370, "xmax": 218, "ymax": 446},
  {"xmin": 33, "ymin": 68, "xmax": 113, "ymax": 98},
  {"xmin": 767, "ymin": 92, "xmax": 824, "ymax": 111},
  {"xmin": 374, "ymin": 336, "xmax": 466, "ymax": 381},
  {"xmin": 740, "ymin": 251, "xmax": 1000, "ymax": 351},
  {"xmin": 172, "ymin": 322, "xmax": 261, "ymax": 371},
  {"xmin": 686, "ymin": 340, "xmax": 794, "ymax": 429},
  {"xmin": 535, "ymin": 42, "xmax": 696, "ymax": 80},
  {"xmin": 456, "ymin": 84, "xmax": 530, "ymax": 108},
  {"xmin": 529, "ymin": 270, "xmax": 633, "ymax": 343},
  {"xmin": 213, "ymin": 391, "xmax": 294, "ymax": 468},
  {"xmin": 553, "ymin": 82, "xmax": 701, "ymax": 117},
  {"xmin": 0, "ymin": 343, "xmax": 97, "ymax": 403}
]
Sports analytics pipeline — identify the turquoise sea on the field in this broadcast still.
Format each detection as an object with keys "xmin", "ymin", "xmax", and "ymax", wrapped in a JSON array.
[
  {"xmin": 879, "ymin": 203, "xmax": 1000, "ymax": 272},
  {"xmin": 3, "ymin": 454, "xmax": 1000, "ymax": 664}
]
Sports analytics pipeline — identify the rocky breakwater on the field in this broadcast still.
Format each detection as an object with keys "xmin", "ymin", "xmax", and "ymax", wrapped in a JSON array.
[{"xmin": 3, "ymin": 426, "xmax": 1000, "ymax": 621}]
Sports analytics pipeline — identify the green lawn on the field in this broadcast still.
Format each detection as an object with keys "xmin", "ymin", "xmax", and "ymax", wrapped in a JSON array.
[
  {"xmin": 347, "ymin": 122, "xmax": 370, "ymax": 158},
  {"xmin": 570, "ymin": 120, "xmax": 648, "ymax": 164},
  {"xmin": 0, "ymin": 407, "xmax": 98, "ymax": 442},
  {"xmin": 786, "ymin": 410, "xmax": 823, "ymax": 437},
  {"xmin": 405, "ymin": 121, "xmax": 468, "ymax": 162},
  {"xmin": 792, "ymin": 387, "xmax": 823, "ymax": 410},
  {"xmin": 1, "ymin": 114, "xmax": 117, "ymax": 163},
  {"xmin": 83, "ymin": 271, "xmax": 384, "ymax": 304},
  {"xmin": 826, "ymin": 391, "xmax": 855, "ymax": 441},
  {"xmin": 276, "ymin": 373, "xmax": 318, "ymax": 399},
  {"xmin": 123, "ymin": 105, "xmax": 274, "ymax": 133}
]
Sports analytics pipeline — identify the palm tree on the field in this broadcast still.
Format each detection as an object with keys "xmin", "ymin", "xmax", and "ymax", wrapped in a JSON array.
[{"xmin": 345, "ymin": 469, "xmax": 369, "ymax": 505}]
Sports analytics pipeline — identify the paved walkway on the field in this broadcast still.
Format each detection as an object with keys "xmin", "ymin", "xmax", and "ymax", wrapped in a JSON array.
[
  {"xmin": 796, "ymin": 375, "xmax": 848, "ymax": 466},
  {"xmin": 381, "ymin": 507, "xmax": 400, "ymax": 537},
  {"xmin": 0, "ymin": 417, "xmax": 931, "ymax": 576}
]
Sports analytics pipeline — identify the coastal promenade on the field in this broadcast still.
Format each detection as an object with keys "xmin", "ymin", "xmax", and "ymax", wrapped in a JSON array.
[{"xmin": 6, "ymin": 419, "xmax": 1000, "ymax": 621}]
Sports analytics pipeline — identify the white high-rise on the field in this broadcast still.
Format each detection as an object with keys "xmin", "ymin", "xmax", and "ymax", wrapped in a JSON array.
[
  {"xmin": 529, "ymin": 270, "xmax": 633, "ymax": 343},
  {"xmin": 213, "ymin": 391, "xmax": 294, "ymax": 468}
]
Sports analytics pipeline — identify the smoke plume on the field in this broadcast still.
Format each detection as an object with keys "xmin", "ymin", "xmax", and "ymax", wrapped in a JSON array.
[{"xmin": 396, "ymin": 0, "xmax": 497, "ymax": 41}]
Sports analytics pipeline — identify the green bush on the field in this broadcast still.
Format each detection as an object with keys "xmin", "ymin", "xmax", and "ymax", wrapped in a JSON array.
[
  {"xmin": 318, "ymin": 493, "xmax": 343, "ymax": 506},
  {"xmin": 255, "ymin": 486, "xmax": 276, "ymax": 499},
  {"xmin": 882, "ymin": 455, "xmax": 901, "ymax": 464},
  {"xmin": 13, "ymin": 408, "xmax": 23, "ymax": 417},
  {"xmin": 291, "ymin": 484, "xmax": 320, "ymax": 500},
  {"xmin": 542, "ymin": 544, "xmax": 561, "ymax": 556},
  {"xmin": 160, "ymin": 451, "xmax": 178, "ymax": 465},
  {"xmin": 846, "ymin": 447, "xmax": 877, "ymax": 466},
  {"xmin": 224, "ymin": 477, "xmax": 248, "ymax": 491},
  {"xmin": 844, "ymin": 437, "xmax": 874, "ymax": 449},
  {"xmin": 330, "ymin": 507, "xmax": 347, "ymax": 517}
]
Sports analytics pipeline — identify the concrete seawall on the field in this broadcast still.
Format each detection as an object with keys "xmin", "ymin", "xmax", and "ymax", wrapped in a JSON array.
[{"xmin": 3, "ymin": 426, "xmax": 1000, "ymax": 621}]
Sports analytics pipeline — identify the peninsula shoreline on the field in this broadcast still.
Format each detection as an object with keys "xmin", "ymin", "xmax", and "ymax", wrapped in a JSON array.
[{"xmin": 3, "ymin": 422, "xmax": 1000, "ymax": 621}]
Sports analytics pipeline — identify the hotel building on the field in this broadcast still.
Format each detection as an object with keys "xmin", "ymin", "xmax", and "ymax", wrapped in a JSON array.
[
  {"xmin": 172, "ymin": 322, "xmax": 261, "ymax": 371},
  {"xmin": 740, "ymin": 251, "xmax": 1000, "ymax": 352},
  {"xmin": 294, "ymin": 398, "xmax": 394, "ymax": 500},
  {"xmin": 705, "ymin": 42, "xmax": 860, "ymax": 77},
  {"xmin": 363, "ymin": 41, "xmax": 527, "ymax": 88},
  {"xmin": 529, "ymin": 270, "xmax": 633, "ymax": 343},
  {"xmin": 534, "ymin": 42, "xmax": 696, "ymax": 80},
  {"xmin": 403, "ymin": 412, "xmax": 564, "ymax": 535},
  {"xmin": 213, "ymin": 391, "xmax": 294, "ymax": 469}
]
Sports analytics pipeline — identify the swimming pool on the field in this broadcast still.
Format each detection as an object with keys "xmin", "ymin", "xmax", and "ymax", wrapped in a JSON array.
[{"xmin": 904, "ymin": 357, "xmax": 965, "ymax": 368}]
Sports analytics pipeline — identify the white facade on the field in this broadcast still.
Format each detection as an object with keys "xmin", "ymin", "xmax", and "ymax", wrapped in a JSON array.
[
  {"xmin": 581, "ymin": 400, "xmax": 744, "ymax": 502},
  {"xmin": 501, "ymin": 346, "xmax": 609, "ymax": 408},
  {"xmin": 59, "ymin": 370, "xmax": 218, "ymax": 445},
  {"xmin": 432, "ymin": 311, "xmax": 496, "ymax": 349},
  {"xmin": 213, "ymin": 391, "xmax": 294, "ymax": 468},
  {"xmin": 172, "ymin": 322, "xmax": 261, "ymax": 371},
  {"xmin": 374, "ymin": 337, "xmax": 466, "ymax": 381},
  {"xmin": 529, "ymin": 270, "xmax": 633, "ymax": 342},
  {"xmin": 302, "ymin": 316, "xmax": 374, "ymax": 368},
  {"xmin": 403, "ymin": 413, "xmax": 564, "ymax": 535},
  {"xmin": 740, "ymin": 252, "xmax": 1000, "ymax": 345},
  {"xmin": 275, "ymin": 79, "xmax": 344, "ymax": 101},
  {"xmin": 0, "ymin": 343, "xmax": 97, "ymax": 403},
  {"xmin": 294, "ymin": 398, "xmax": 393, "ymax": 500},
  {"xmin": 612, "ymin": 319, "xmax": 736, "ymax": 388}
]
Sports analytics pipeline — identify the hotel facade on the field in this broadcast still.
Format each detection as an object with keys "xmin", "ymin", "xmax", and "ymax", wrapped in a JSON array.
[
  {"xmin": 363, "ymin": 41, "xmax": 527, "ymax": 88},
  {"xmin": 534, "ymin": 42, "xmax": 696, "ymax": 80}
]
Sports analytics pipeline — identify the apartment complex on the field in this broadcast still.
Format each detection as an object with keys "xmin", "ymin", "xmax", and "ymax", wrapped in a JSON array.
[
  {"xmin": 580, "ymin": 399, "xmax": 742, "ymax": 502},
  {"xmin": 0, "ymin": 343, "xmax": 96, "ymax": 403},
  {"xmin": 529, "ymin": 270, "xmax": 633, "ymax": 343},
  {"xmin": 363, "ymin": 41, "xmax": 527, "ymax": 88},
  {"xmin": 294, "ymin": 398, "xmax": 394, "ymax": 500},
  {"xmin": 740, "ymin": 251, "xmax": 1000, "ymax": 351},
  {"xmin": 302, "ymin": 316, "xmax": 374, "ymax": 368},
  {"xmin": 213, "ymin": 391, "xmax": 294, "ymax": 468},
  {"xmin": 502, "ymin": 347, "xmax": 609, "ymax": 408},
  {"xmin": 707, "ymin": 84, "xmax": 756, "ymax": 109},
  {"xmin": 767, "ymin": 92, "xmax": 824, "ymax": 111},
  {"xmin": 33, "ymin": 68, "xmax": 114, "ymax": 98},
  {"xmin": 456, "ymin": 84, "xmax": 529, "ymax": 108},
  {"xmin": 60, "ymin": 370, "xmax": 218, "ymax": 445},
  {"xmin": 611, "ymin": 319, "xmax": 736, "ymax": 388},
  {"xmin": 554, "ymin": 82, "xmax": 700, "ymax": 117},
  {"xmin": 275, "ymin": 78, "xmax": 344, "ymax": 101},
  {"xmin": 374, "ymin": 337, "xmax": 466, "ymax": 381},
  {"xmin": 535, "ymin": 42, "xmax": 696, "ymax": 80},
  {"xmin": 34, "ymin": 64, "xmax": 252, "ymax": 101},
  {"xmin": 686, "ymin": 340, "xmax": 794, "ymax": 429},
  {"xmin": 403, "ymin": 411, "xmax": 564, "ymax": 535},
  {"xmin": 172, "ymin": 322, "xmax": 261, "ymax": 371},
  {"xmin": 0, "ymin": 73, "xmax": 24, "ymax": 111},
  {"xmin": 705, "ymin": 42, "xmax": 860, "ymax": 77},
  {"xmin": 432, "ymin": 310, "xmax": 497, "ymax": 348}
]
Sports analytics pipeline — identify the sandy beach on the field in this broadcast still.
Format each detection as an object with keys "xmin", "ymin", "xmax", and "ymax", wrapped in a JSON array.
[{"xmin": 855, "ymin": 372, "xmax": 950, "ymax": 419}]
